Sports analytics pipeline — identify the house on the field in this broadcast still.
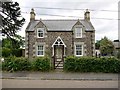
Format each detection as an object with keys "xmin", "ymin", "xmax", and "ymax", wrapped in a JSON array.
[{"xmin": 25, "ymin": 8, "xmax": 95, "ymax": 69}]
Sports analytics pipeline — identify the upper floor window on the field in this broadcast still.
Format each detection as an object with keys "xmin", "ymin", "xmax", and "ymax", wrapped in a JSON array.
[
  {"xmin": 37, "ymin": 28, "xmax": 44, "ymax": 38},
  {"xmin": 75, "ymin": 27, "xmax": 82, "ymax": 38}
]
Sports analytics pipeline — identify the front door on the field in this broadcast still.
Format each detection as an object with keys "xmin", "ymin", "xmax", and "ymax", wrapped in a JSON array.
[{"xmin": 54, "ymin": 45, "xmax": 64, "ymax": 69}]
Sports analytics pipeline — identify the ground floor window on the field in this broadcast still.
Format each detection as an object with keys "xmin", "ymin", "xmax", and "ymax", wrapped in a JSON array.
[
  {"xmin": 75, "ymin": 44, "xmax": 83, "ymax": 56},
  {"xmin": 37, "ymin": 45, "xmax": 44, "ymax": 56}
]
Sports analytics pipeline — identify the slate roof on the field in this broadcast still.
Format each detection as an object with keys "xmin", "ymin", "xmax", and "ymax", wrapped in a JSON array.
[{"xmin": 26, "ymin": 19, "xmax": 94, "ymax": 31}]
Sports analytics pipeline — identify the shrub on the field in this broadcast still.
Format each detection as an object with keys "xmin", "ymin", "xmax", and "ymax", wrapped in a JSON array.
[
  {"xmin": 2, "ymin": 56, "xmax": 31, "ymax": 72},
  {"xmin": 32, "ymin": 57, "xmax": 50, "ymax": 71},
  {"xmin": 64, "ymin": 56, "xmax": 120, "ymax": 73}
]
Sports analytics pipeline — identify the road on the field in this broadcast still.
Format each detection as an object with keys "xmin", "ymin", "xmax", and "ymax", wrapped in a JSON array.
[{"xmin": 2, "ymin": 79, "xmax": 118, "ymax": 88}]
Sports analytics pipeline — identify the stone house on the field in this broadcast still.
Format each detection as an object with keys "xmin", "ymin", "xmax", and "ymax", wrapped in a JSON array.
[{"xmin": 25, "ymin": 8, "xmax": 95, "ymax": 69}]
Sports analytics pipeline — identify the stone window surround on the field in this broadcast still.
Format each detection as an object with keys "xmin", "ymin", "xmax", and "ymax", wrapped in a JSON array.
[{"xmin": 74, "ymin": 42, "xmax": 84, "ymax": 56}]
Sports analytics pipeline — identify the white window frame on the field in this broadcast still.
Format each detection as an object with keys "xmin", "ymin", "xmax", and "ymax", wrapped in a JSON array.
[
  {"xmin": 75, "ymin": 27, "xmax": 82, "ymax": 38},
  {"xmin": 36, "ymin": 44, "xmax": 45, "ymax": 56},
  {"xmin": 74, "ymin": 44, "xmax": 83, "ymax": 56},
  {"xmin": 37, "ymin": 28, "xmax": 44, "ymax": 38}
]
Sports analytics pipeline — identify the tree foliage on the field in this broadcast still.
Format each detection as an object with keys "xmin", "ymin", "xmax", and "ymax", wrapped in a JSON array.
[
  {"xmin": 1, "ymin": 1, "xmax": 25, "ymax": 39},
  {"xmin": 95, "ymin": 40, "xmax": 100, "ymax": 49},
  {"xmin": 2, "ymin": 35, "xmax": 25, "ymax": 49},
  {"xmin": 100, "ymin": 37, "xmax": 114, "ymax": 56}
]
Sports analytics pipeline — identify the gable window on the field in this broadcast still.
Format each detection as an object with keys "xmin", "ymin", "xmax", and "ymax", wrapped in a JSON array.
[
  {"xmin": 75, "ymin": 44, "xmax": 83, "ymax": 56},
  {"xmin": 37, "ymin": 45, "xmax": 44, "ymax": 56},
  {"xmin": 75, "ymin": 27, "xmax": 82, "ymax": 38},
  {"xmin": 37, "ymin": 28, "xmax": 44, "ymax": 38}
]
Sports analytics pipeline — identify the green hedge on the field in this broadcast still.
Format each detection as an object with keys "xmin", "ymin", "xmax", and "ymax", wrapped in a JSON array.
[
  {"xmin": 64, "ymin": 56, "xmax": 120, "ymax": 73},
  {"xmin": 2, "ymin": 56, "xmax": 51, "ymax": 72},
  {"xmin": 32, "ymin": 57, "xmax": 50, "ymax": 71},
  {"xmin": 2, "ymin": 56, "xmax": 31, "ymax": 72}
]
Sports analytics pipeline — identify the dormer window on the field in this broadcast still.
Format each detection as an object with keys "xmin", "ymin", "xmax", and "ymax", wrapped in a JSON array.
[
  {"xmin": 37, "ymin": 28, "xmax": 44, "ymax": 38},
  {"xmin": 75, "ymin": 27, "xmax": 82, "ymax": 38}
]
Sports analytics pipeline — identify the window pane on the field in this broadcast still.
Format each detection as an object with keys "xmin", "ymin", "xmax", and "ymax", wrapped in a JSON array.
[
  {"xmin": 38, "ymin": 51, "xmax": 43, "ymax": 55},
  {"xmin": 38, "ymin": 30, "xmax": 43, "ymax": 32},
  {"xmin": 76, "ymin": 45, "xmax": 82, "ymax": 50},
  {"xmin": 76, "ymin": 51, "xmax": 82, "ymax": 55},
  {"xmin": 38, "ymin": 33, "xmax": 43, "ymax": 37},
  {"xmin": 38, "ymin": 45, "xmax": 43, "ymax": 50}
]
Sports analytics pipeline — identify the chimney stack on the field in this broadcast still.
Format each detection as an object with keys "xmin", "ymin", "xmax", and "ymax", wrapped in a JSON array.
[
  {"xmin": 84, "ymin": 9, "xmax": 90, "ymax": 21},
  {"xmin": 30, "ymin": 8, "xmax": 35, "ymax": 21}
]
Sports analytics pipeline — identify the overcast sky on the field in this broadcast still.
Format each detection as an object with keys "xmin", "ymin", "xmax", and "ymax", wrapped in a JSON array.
[{"xmin": 12, "ymin": 0, "xmax": 119, "ymax": 41}]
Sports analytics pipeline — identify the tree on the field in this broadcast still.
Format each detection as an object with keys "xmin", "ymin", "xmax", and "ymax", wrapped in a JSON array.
[
  {"xmin": 2, "ymin": 35, "xmax": 25, "ymax": 49},
  {"xmin": 100, "ymin": 37, "xmax": 114, "ymax": 56},
  {"xmin": 95, "ymin": 40, "xmax": 100, "ymax": 49},
  {"xmin": 2, "ymin": 35, "xmax": 25, "ymax": 57},
  {"xmin": 1, "ymin": 1, "xmax": 25, "ymax": 42}
]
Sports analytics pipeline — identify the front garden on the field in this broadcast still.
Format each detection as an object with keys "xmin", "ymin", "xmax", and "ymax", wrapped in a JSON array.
[
  {"xmin": 2, "ymin": 56, "xmax": 50, "ymax": 72},
  {"xmin": 1, "ymin": 56, "xmax": 120, "ymax": 73}
]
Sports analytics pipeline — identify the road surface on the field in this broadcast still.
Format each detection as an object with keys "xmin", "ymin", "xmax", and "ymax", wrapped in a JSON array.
[{"xmin": 2, "ymin": 79, "xmax": 118, "ymax": 88}]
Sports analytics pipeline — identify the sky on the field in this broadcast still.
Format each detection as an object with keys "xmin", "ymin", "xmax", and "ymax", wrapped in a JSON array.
[{"xmin": 12, "ymin": 0, "xmax": 120, "ymax": 41}]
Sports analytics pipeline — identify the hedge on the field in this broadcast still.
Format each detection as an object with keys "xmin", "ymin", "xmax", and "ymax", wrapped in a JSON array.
[
  {"xmin": 64, "ymin": 56, "xmax": 120, "ymax": 73},
  {"xmin": 2, "ymin": 56, "xmax": 31, "ymax": 72},
  {"xmin": 32, "ymin": 57, "xmax": 50, "ymax": 71},
  {"xmin": 2, "ymin": 56, "xmax": 51, "ymax": 72}
]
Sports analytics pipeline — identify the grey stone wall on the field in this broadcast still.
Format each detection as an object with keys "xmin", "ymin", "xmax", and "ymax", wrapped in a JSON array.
[
  {"xmin": 85, "ymin": 31, "xmax": 95, "ymax": 56},
  {"xmin": 27, "ymin": 31, "xmax": 35, "ymax": 58}
]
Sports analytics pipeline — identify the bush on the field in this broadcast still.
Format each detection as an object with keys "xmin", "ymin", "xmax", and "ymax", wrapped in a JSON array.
[
  {"xmin": 32, "ymin": 57, "xmax": 50, "ymax": 71},
  {"xmin": 2, "ymin": 56, "xmax": 31, "ymax": 72},
  {"xmin": 64, "ymin": 56, "xmax": 120, "ymax": 73}
]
